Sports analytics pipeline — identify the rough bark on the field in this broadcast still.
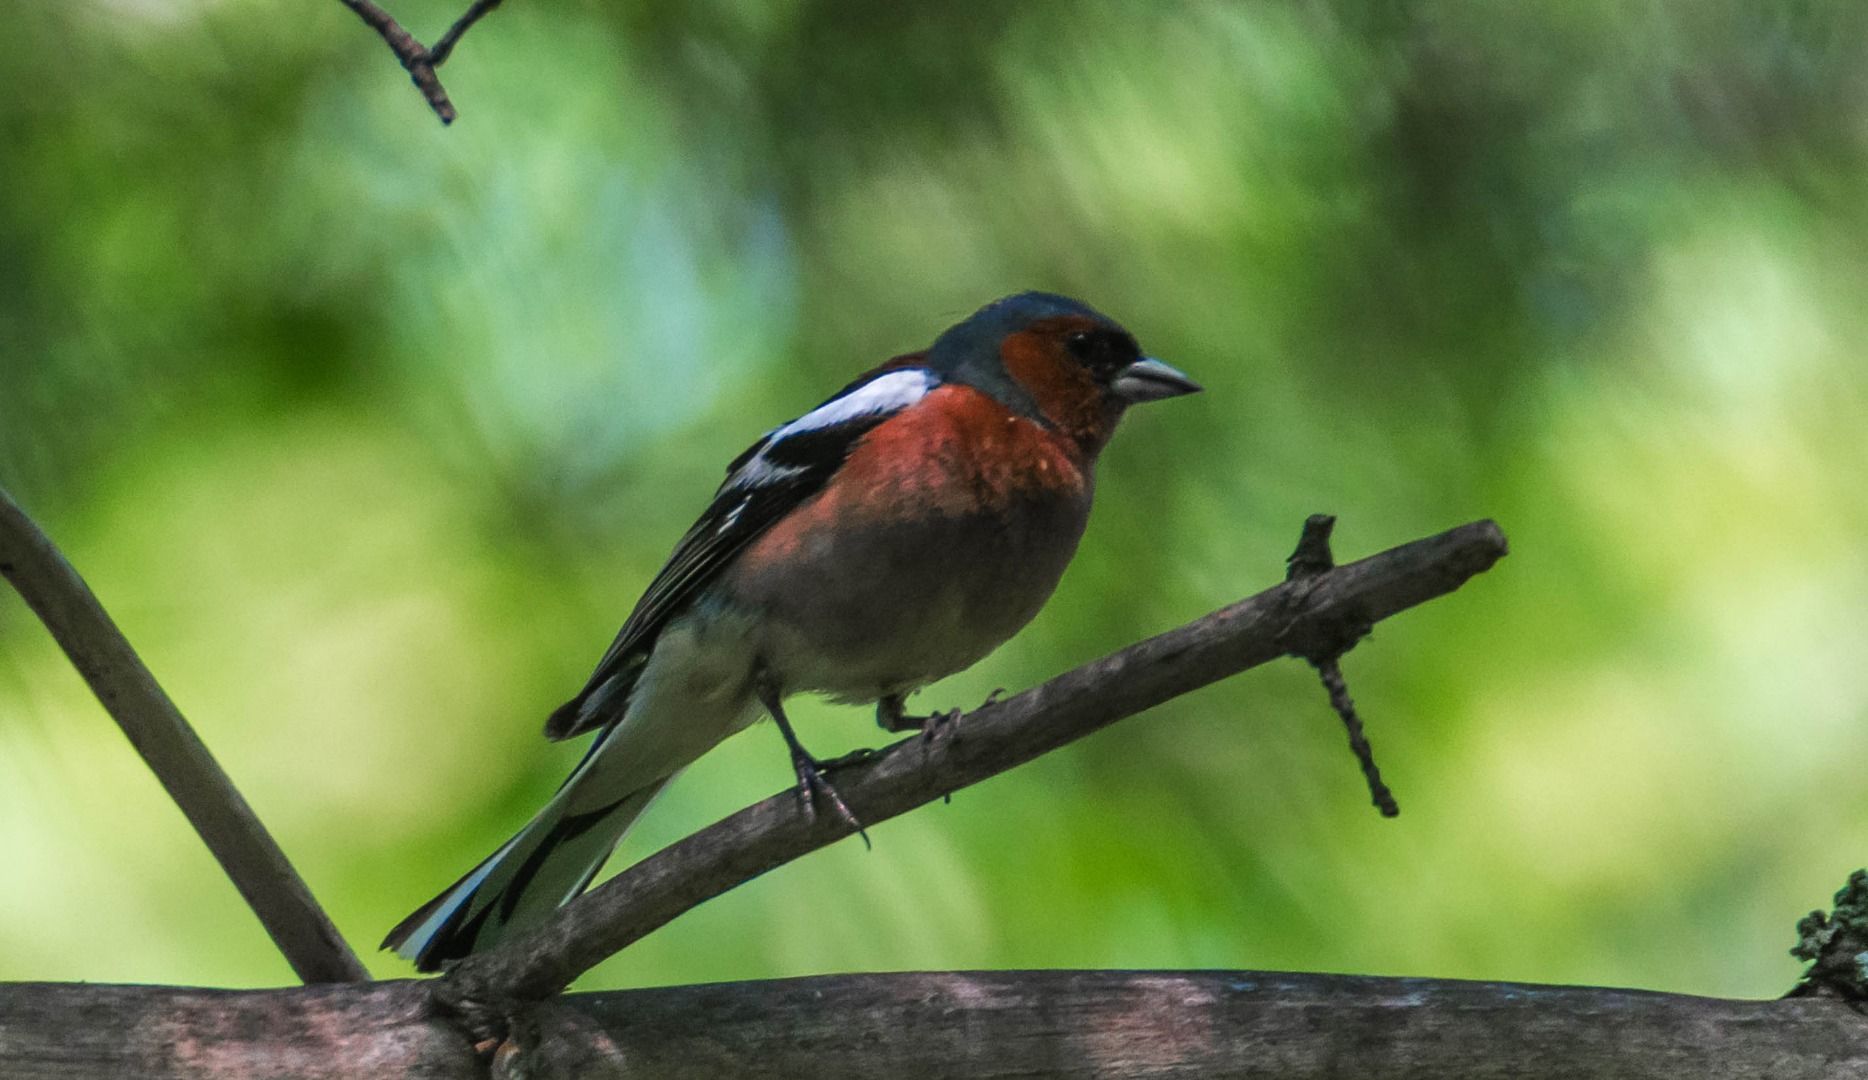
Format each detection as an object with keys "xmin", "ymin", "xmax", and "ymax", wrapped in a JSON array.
[{"xmin": 2, "ymin": 972, "xmax": 1863, "ymax": 1079}]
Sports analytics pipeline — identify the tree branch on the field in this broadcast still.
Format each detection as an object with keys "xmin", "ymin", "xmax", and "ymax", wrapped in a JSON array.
[
  {"xmin": 337, "ymin": 0, "xmax": 504, "ymax": 125},
  {"xmin": 440, "ymin": 519, "xmax": 1509, "ymax": 1007},
  {"xmin": 2, "ymin": 971, "xmax": 1861, "ymax": 1079},
  {"xmin": 0, "ymin": 486, "xmax": 367, "ymax": 984}
]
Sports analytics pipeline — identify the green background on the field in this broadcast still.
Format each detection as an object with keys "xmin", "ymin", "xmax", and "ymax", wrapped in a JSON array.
[{"xmin": 4, "ymin": 1, "xmax": 1865, "ymax": 996}]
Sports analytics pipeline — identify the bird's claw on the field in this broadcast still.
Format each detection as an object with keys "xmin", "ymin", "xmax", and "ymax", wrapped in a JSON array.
[
  {"xmin": 918, "ymin": 707, "xmax": 963, "ymax": 746},
  {"xmin": 790, "ymin": 751, "xmax": 871, "ymax": 849},
  {"xmin": 879, "ymin": 694, "xmax": 966, "ymax": 738}
]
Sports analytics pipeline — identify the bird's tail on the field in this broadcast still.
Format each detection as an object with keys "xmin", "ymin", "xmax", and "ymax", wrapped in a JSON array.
[{"xmin": 381, "ymin": 774, "xmax": 667, "ymax": 972}]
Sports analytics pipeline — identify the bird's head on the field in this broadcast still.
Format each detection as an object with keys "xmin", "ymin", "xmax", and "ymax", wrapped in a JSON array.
[{"xmin": 927, "ymin": 292, "xmax": 1200, "ymax": 459}]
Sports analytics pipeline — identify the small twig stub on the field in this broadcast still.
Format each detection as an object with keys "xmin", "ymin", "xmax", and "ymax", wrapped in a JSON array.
[{"xmin": 1285, "ymin": 513, "xmax": 1339, "ymax": 581}]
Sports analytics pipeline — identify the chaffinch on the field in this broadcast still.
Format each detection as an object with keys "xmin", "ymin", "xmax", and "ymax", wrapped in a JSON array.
[{"xmin": 384, "ymin": 291, "xmax": 1199, "ymax": 970}]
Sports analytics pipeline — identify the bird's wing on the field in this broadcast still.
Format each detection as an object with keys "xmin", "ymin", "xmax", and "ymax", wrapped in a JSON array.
[{"xmin": 544, "ymin": 365, "xmax": 940, "ymax": 740}]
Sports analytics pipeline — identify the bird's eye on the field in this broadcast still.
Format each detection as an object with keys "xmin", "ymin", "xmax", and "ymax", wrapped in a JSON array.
[{"xmin": 1063, "ymin": 328, "xmax": 1140, "ymax": 379}]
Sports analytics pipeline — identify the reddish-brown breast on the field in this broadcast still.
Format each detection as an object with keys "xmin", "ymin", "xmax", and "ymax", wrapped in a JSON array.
[
  {"xmin": 842, "ymin": 383, "xmax": 1089, "ymax": 513},
  {"xmin": 741, "ymin": 383, "xmax": 1089, "ymax": 566},
  {"xmin": 721, "ymin": 382, "xmax": 1097, "ymax": 696}
]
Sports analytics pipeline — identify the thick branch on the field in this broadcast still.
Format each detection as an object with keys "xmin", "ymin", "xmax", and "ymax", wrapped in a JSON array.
[
  {"xmin": 337, "ymin": 0, "xmax": 503, "ymax": 125},
  {"xmin": 0, "ymin": 486, "xmax": 367, "ymax": 984},
  {"xmin": 1, "ymin": 971, "xmax": 1861, "ymax": 1079},
  {"xmin": 443, "ymin": 520, "xmax": 1509, "ymax": 1005}
]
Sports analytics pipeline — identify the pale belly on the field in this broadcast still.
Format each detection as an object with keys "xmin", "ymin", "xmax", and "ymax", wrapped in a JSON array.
[{"xmin": 718, "ymin": 490, "xmax": 1092, "ymax": 703}]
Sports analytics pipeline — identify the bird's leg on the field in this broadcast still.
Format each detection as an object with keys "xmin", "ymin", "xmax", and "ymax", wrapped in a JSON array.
[{"xmin": 755, "ymin": 669, "xmax": 869, "ymax": 847}]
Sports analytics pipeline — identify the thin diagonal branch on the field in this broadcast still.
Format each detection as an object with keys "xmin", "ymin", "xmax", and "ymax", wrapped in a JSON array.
[
  {"xmin": 0, "ymin": 486, "xmax": 367, "ymax": 985},
  {"xmin": 338, "ymin": 0, "xmax": 504, "ymax": 125},
  {"xmin": 441, "ymin": 518, "xmax": 1509, "ymax": 1007}
]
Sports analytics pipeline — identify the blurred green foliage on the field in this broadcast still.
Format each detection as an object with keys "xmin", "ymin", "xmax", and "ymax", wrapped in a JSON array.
[{"xmin": 4, "ymin": 0, "xmax": 1867, "ymax": 998}]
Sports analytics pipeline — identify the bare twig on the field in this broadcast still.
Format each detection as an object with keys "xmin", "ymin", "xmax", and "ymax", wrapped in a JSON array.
[
  {"xmin": 337, "ymin": 0, "xmax": 504, "ymax": 125},
  {"xmin": 1316, "ymin": 658, "xmax": 1398, "ymax": 815},
  {"xmin": 3, "ymin": 969, "xmax": 1864, "ymax": 1079},
  {"xmin": 428, "ymin": 0, "xmax": 504, "ymax": 66},
  {"xmin": 1285, "ymin": 513, "xmax": 1400, "ymax": 816},
  {"xmin": 440, "ymin": 519, "xmax": 1509, "ymax": 1007},
  {"xmin": 0, "ymin": 486, "xmax": 367, "ymax": 984}
]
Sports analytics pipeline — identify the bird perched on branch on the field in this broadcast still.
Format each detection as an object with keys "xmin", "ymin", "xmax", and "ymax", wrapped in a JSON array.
[{"xmin": 384, "ymin": 291, "xmax": 1200, "ymax": 970}]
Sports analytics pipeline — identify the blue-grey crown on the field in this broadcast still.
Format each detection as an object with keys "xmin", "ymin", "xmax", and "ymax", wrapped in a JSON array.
[
  {"xmin": 920, "ymin": 293, "xmax": 1122, "ymax": 423},
  {"xmin": 926, "ymin": 291, "xmax": 1115, "ymax": 373}
]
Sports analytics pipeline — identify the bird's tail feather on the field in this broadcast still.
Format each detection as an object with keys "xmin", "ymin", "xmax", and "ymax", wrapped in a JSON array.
[{"xmin": 382, "ymin": 777, "xmax": 666, "ymax": 972}]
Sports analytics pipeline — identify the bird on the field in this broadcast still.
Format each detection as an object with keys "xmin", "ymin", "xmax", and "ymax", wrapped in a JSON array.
[{"xmin": 382, "ymin": 291, "xmax": 1200, "ymax": 971}]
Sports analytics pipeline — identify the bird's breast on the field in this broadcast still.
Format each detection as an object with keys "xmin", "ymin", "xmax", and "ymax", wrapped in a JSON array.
[{"xmin": 721, "ymin": 391, "xmax": 1094, "ymax": 701}]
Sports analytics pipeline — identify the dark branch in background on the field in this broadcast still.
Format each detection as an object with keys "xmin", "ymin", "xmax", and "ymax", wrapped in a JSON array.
[
  {"xmin": 3, "ymin": 970, "xmax": 1865, "ymax": 1079},
  {"xmin": 1286, "ymin": 513, "xmax": 1399, "ymax": 816},
  {"xmin": 440, "ymin": 519, "xmax": 1509, "ymax": 1011},
  {"xmin": 337, "ymin": 0, "xmax": 504, "ymax": 124},
  {"xmin": 0, "ymin": 486, "xmax": 368, "ymax": 985}
]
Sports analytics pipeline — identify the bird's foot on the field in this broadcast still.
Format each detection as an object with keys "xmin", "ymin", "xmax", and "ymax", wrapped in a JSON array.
[
  {"xmin": 910, "ymin": 709, "xmax": 964, "ymax": 806},
  {"xmin": 757, "ymin": 666, "xmax": 871, "ymax": 847},
  {"xmin": 877, "ymin": 693, "xmax": 966, "ymax": 736},
  {"xmin": 789, "ymin": 749, "xmax": 871, "ymax": 849},
  {"xmin": 918, "ymin": 707, "xmax": 963, "ymax": 746}
]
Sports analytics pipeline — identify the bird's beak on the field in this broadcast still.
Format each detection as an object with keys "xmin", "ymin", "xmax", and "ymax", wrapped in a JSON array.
[{"xmin": 1111, "ymin": 357, "xmax": 1202, "ymax": 403}]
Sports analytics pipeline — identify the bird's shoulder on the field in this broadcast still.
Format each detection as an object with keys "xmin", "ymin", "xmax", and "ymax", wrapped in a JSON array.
[
  {"xmin": 720, "ymin": 359, "xmax": 942, "ymax": 489},
  {"xmin": 829, "ymin": 380, "xmax": 1092, "ymax": 511}
]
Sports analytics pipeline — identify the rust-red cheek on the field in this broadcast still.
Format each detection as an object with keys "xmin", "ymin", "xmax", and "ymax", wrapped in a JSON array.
[{"xmin": 999, "ymin": 329, "xmax": 1112, "ymax": 454}]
